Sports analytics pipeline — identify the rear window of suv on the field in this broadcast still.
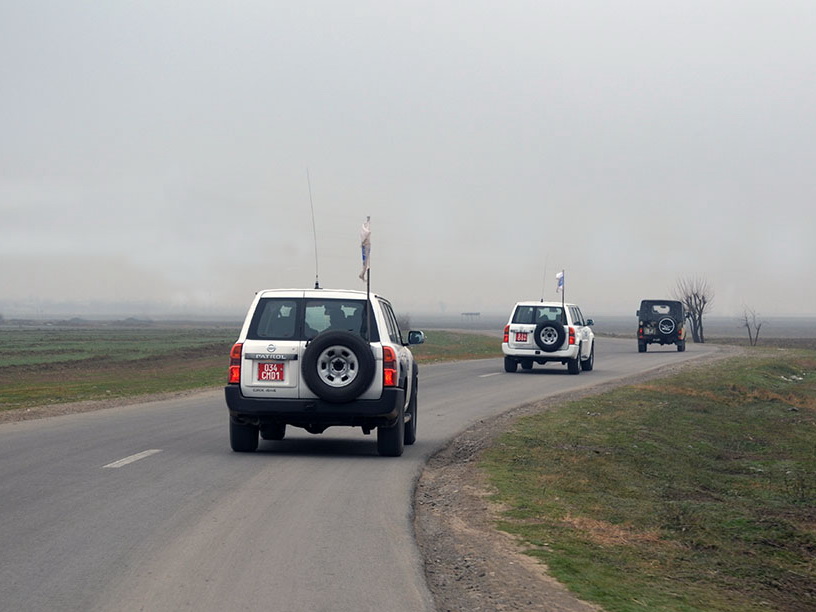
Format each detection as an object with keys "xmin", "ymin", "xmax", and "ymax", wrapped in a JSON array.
[
  {"xmin": 513, "ymin": 305, "xmax": 566, "ymax": 325},
  {"xmin": 248, "ymin": 298, "xmax": 379, "ymax": 341},
  {"xmin": 640, "ymin": 301, "xmax": 684, "ymax": 319}
]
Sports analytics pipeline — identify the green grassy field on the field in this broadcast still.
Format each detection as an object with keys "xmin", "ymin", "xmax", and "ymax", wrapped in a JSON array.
[
  {"xmin": 481, "ymin": 348, "xmax": 816, "ymax": 612},
  {"xmin": 410, "ymin": 329, "xmax": 502, "ymax": 363},
  {"xmin": 0, "ymin": 325, "xmax": 500, "ymax": 411},
  {"xmin": 0, "ymin": 324, "xmax": 240, "ymax": 410}
]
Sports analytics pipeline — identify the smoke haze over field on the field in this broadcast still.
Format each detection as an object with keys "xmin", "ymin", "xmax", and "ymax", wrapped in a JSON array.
[{"xmin": 2, "ymin": 2, "xmax": 815, "ymax": 319}]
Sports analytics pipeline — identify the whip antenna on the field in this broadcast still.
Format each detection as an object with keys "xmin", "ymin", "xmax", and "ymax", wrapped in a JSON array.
[
  {"xmin": 307, "ymin": 168, "xmax": 320, "ymax": 289},
  {"xmin": 540, "ymin": 253, "xmax": 549, "ymax": 302}
]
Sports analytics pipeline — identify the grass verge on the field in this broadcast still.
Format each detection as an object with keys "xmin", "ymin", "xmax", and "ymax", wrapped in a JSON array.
[
  {"xmin": 481, "ymin": 349, "xmax": 816, "ymax": 612},
  {"xmin": 411, "ymin": 329, "xmax": 501, "ymax": 363}
]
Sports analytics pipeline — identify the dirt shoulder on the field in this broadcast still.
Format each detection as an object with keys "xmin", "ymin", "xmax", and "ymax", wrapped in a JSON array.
[
  {"xmin": 0, "ymin": 388, "xmax": 213, "ymax": 425},
  {"xmin": 413, "ymin": 348, "xmax": 743, "ymax": 612}
]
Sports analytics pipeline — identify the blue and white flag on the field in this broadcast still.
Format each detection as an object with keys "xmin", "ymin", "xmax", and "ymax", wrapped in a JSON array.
[
  {"xmin": 555, "ymin": 270, "xmax": 564, "ymax": 293},
  {"xmin": 359, "ymin": 216, "xmax": 371, "ymax": 280}
]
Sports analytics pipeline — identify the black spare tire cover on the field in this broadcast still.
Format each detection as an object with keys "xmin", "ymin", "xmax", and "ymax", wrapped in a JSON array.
[
  {"xmin": 534, "ymin": 321, "xmax": 566, "ymax": 352},
  {"xmin": 301, "ymin": 331, "xmax": 376, "ymax": 403},
  {"xmin": 658, "ymin": 317, "xmax": 676, "ymax": 336}
]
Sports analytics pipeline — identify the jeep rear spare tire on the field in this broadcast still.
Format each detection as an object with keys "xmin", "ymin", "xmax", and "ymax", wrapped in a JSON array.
[
  {"xmin": 302, "ymin": 331, "xmax": 376, "ymax": 403},
  {"xmin": 534, "ymin": 321, "xmax": 566, "ymax": 352},
  {"xmin": 658, "ymin": 317, "xmax": 676, "ymax": 336}
]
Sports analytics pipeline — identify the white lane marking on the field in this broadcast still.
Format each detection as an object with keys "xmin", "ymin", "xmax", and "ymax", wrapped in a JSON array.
[
  {"xmin": 479, "ymin": 372, "xmax": 501, "ymax": 378},
  {"xmin": 103, "ymin": 449, "xmax": 162, "ymax": 469}
]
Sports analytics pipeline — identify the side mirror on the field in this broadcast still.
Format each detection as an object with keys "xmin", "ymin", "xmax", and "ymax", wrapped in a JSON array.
[
  {"xmin": 635, "ymin": 310, "xmax": 640, "ymax": 317},
  {"xmin": 586, "ymin": 318, "xmax": 594, "ymax": 326},
  {"xmin": 407, "ymin": 330, "xmax": 425, "ymax": 345}
]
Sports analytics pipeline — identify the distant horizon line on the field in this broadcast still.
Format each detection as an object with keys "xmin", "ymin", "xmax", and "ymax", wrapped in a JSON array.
[{"xmin": 2, "ymin": 311, "xmax": 816, "ymax": 322}]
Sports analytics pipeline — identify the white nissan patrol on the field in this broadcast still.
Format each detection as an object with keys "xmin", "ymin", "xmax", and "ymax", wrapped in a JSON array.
[
  {"xmin": 225, "ymin": 288, "xmax": 424, "ymax": 456},
  {"xmin": 502, "ymin": 300, "xmax": 595, "ymax": 374}
]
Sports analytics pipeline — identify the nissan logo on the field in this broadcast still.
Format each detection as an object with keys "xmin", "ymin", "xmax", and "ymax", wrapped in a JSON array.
[{"xmin": 267, "ymin": 344, "xmax": 277, "ymax": 352}]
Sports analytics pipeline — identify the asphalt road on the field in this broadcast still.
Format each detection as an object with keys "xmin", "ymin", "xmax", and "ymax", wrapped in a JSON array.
[{"xmin": 0, "ymin": 338, "xmax": 721, "ymax": 612}]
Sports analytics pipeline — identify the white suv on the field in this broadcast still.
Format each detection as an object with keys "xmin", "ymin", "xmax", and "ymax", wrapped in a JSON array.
[
  {"xmin": 225, "ymin": 288, "xmax": 425, "ymax": 456},
  {"xmin": 502, "ymin": 301, "xmax": 595, "ymax": 374}
]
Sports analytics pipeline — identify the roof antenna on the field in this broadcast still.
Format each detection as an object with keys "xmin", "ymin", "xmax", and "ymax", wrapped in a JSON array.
[{"xmin": 307, "ymin": 168, "xmax": 320, "ymax": 289}]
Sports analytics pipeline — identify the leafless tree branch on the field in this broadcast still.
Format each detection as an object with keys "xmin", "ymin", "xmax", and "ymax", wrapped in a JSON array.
[
  {"xmin": 741, "ymin": 306, "xmax": 763, "ymax": 346},
  {"xmin": 673, "ymin": 276, "xmax": 714, "ymax": 343}
]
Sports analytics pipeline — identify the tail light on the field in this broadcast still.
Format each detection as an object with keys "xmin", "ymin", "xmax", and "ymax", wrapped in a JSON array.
[
  {"xmin": 503, "ymin": 325, "xmax": 510, "ymax": 343},
  {"xmin": 382, "ymin": 346, "xmax": 397, "ymax": 387},
  {"xmin": 568, "ymin": 327, "xmax": 576, "ymax": 345},
  {"xmin": 228, "ymin": 343, "xmax": 243, "ymax": 383},
  {"xmin": 638, "ymin": 326, "xmax": 644, "ymax": 339}
]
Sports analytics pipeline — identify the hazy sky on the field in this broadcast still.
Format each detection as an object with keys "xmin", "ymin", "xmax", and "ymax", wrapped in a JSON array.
[{"xmin": 2, "ymin": 1, "xmax": 815, "ymax": 319}]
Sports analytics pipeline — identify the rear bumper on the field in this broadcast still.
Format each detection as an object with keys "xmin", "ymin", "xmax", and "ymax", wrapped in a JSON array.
[
  {"xmin": 639, "ymin": 334, "xmax": 683, "ymax": 344},
  {"xmin": 502, "ymin": 344, "xmax": 579, "ymax": 361},
  {"xmin": 225, "ymin": 385, "xmax": 404, "ymax": 428}
]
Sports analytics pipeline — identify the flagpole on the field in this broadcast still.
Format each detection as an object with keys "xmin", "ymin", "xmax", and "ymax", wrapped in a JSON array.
[
  {"xmin": 540, "ymin": 253, "xmax": 549, "ymax": 302},
  {"xmin": 360, "ymin": 216, "xmax": 371, "ymax": 341},
  {"xmin": 306, "ymin": 168, "xmax": 320, "ymax": 289},
  {"xmin": 561, "ymin": 269, "xmax": 565, "ymax": 308},
  {"xmin": 555, "ymin": 270, "xmax": 565, "ymax": 308},
  {"xmin": 365, "ymin": 267, "xmax": 371, "ymax": 341}
]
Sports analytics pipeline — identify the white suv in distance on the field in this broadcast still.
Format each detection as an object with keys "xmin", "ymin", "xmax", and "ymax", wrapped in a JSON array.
[
  {"xmin": 502, "ymin": 301, "xmax": 595, "ymax": 374},
  {"xmin": 225, "ymin": 288, "xmax": 424, "ymax": 456}
]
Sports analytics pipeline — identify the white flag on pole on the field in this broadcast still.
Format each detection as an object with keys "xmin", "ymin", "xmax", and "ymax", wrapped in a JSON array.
[
  {"xmin": 359, "ymin": 216, "xmax": 371, "ymax": 280},
  {"xmin": 555, "ymin": 270, "xmax": 564, "ymax": 293}
]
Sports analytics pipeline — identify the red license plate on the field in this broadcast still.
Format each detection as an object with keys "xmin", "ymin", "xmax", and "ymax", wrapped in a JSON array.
[
  {"xmin": 258, "ymin": 362, "xmax": 285, "ymax": 382},
  {"xmin": 515, "ymin": 332, "xmax": 528, "ymax": 342}
]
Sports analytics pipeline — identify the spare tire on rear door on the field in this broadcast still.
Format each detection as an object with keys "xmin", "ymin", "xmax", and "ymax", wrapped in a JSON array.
[
  {"xmin": 658, "ymin": 317, "xmax": 676, "ymax": 336},
  {"xmin": 534, "ymin": 321, "xmax": 566, "ymax": 352},
  {"xmin": 301, "ymin": 331, "xmax": 376, "ymax": 403}
]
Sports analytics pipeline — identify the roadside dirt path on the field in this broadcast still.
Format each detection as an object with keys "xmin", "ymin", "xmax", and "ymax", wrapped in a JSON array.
[
  {"xmin": 414, "ymin": 399, "xmax": 604, "ymax": 612},
  {"xmin": 0, "ymin": 389, "xmax": 205, "ymax": 425}
]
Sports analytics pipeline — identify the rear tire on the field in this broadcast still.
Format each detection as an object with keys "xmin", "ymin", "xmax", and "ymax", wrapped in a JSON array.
[
  {"xmin": 230, "ymin": 420, "xmax": 259, "ymax": 452},
  {"xmin": 377, "ymin": 403, "xmax": 405, "ymax": 457},
  {"xmin": 504, "ymin": 356, "xmax": 518, "ymax": 373},
  {"xmin": 677, "ymin": 340, "xmax": 686, "ymax": 352},
  {"xmin": 567, "ymin": 349, "xmax": 581, "ymax": 375},
  {"xmin": 404, "ymin": 371, "xmax": 418, "ymax": 446},
  {"xmin": 581, "ymin": 342, "xmax": 595, "ymax": 371},
  {"xmin": 638, "ymin": 341, "xmax": 647, "ymax": 353}
]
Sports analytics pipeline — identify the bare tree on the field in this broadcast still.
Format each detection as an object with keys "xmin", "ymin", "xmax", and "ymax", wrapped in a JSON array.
[
  {"xmin": 673, "ymin": 277, "xmax": 714, "ymax": 343},
  {"xmin": 741, "ymin": 306, "xmax": 763, "ymax": 346}
]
